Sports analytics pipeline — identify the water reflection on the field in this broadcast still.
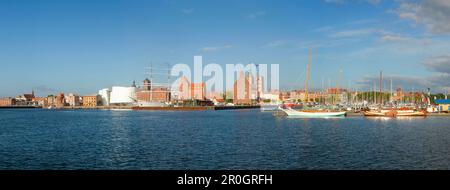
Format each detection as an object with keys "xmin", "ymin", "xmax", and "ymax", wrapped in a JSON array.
[{"xmin": 1, "ymin": 109, "xmax": 450, "ymax": 169}]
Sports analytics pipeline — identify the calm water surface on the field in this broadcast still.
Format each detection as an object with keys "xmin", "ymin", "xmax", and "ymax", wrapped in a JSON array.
[{"xmin": 1, "ymin": 109, "xmax": 450, "ymax": 169}]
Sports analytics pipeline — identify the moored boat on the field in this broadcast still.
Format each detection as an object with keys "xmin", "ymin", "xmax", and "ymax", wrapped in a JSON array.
[
  {"xmin": 363, "ymin": 109, "xmax": 427, "ymax": 117},
  {"xmin": 279, "ymin": 107, "xmax": 346, "ymax": 118}
]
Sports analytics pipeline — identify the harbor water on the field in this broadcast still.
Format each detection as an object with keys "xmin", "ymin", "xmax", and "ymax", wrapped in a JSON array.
[{"xmin": 1, "ymin": 109, "xmax": 450, "ymax": 169}]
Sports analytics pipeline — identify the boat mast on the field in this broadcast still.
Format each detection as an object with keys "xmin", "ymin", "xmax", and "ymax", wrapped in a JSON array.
[
  {"xmin": 150, "ymin": 62, "xmax": 153, "ymax": 101},
  {"xmin": 321, "ymin": 77, "xmax": 324, "ymax": 104},
  {"xmin": 390, "ymin": 77, "xmax": 393, "ymax": 104},
  {"xmin": 305, "ymin": 48, "xmax": 312, "ymax": 103},
  {"xmin": 380, "ymin": 71, "xmax": 383, "ymax": 105},
  {"xmin": 373, "ymin": 80, "xmax": 376, "ymax": 105}
]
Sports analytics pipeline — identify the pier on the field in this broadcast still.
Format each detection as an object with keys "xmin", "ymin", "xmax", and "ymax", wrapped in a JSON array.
[
  {"xmin": 30, "ymin": 105, "xmax": 262, "ymax": 111},
  {"xmin": 132, "ymin": 105, "xmax": 261, "ymax": 111},
  {"xmin": 0, "ymin": 106, "xmax": 41, "ymax": 109}
]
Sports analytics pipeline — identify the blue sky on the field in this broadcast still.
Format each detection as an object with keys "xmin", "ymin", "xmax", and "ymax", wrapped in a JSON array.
[{"xmin": 1, "ymin": 0, "xmax": 450, "ymax": 97}]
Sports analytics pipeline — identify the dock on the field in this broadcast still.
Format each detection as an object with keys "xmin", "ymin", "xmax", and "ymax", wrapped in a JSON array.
[
  {"xmin": 132, "ymin": 105, "xmax": 261, "ymax": 111},
  {"xmin": 0, "ymin": 106, "xmax": 41, "ymax": 109}
]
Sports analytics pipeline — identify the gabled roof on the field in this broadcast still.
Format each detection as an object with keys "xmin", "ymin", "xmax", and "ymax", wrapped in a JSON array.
[
  {"xmin": 23, "ymin": 94, "xmax": 34, "ymax": 100},
  {"xmin": 435, "ymin": 99, "xmax": 450, "ymax": 104}
]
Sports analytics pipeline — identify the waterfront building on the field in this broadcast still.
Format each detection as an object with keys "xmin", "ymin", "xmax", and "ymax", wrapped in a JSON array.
[
  {"xmin": 55, "ymin": 93, "xmax": 65, "ymax": 108},
  {"xmin": 15, "ymin": 90, "xmax": 35, "ymax": 105},
  {"xmin": 66, "ymin": 93, "xmax": 80, "ymax": 106},
  {"xmin": 45, "ymin": 95, "xmax": 56, "ymax": 108},
  {"xmin": 325, "ymin": 88, "xmax": 346, "ymax": 104},
  {"xmin": 109, "ymin": 86, "xmax": 137, "ymax": 105},
  {"xmin": 283, "ymin": 89, "xmax": 324, "ymax": 103},
  {"xmin": 211, "ymin": 97, "xmax": 225, "ymax": 106},
  {"xmin": 279, "ymin": 91, "xmax": 290, "ymax": 101},
  {"xmin": 142, "ymin": 78, "xmax": 151, "ymax": 91},
  {"xmin": 0, "ymin": 98, "xmax": 16, "ymax": 107},
  {"xmin": 176, "ymin": 76, "xmax": 190, "ymax": 100},
  {"xmin": 136, "ymin": 87, "xmax": 171, "ymax": 102},
  {"xmin": 391, "ymin": 88, "xmax": 404, "ymax": 102},
  {"xmin": 289, "ymin": 90, "xmax": 306, "ymax": 102},
  {"xmin": 435, "ymin": 99, "xmax": 450, "ymax": 112},
  {"xmin": 191, "ymin": 83, "xmax": 205, "ymax": 100},
  {"xmin": 206, "ymin": 91, "xmax": 224, "ymax": 101},
  {"xmin": 32, "ymin": 97, "xmax": 47, "ymax": 107},
  {"xmin": 174, "ymin": 76, "xmax": 205, "ymax": 100},
  {"xmin": 82, "ymin": 95, "xmax": 99, "ymax": 107},
  {"xmin": 233, "ymin": 71, "xmax": 252, "ymax": 105},
  {"xmin": 260, "ymin": 91, "xmax": 280, "ymax": 102},
  {"xmin": 98, "ymin": 88, "xmax": 111, "ymax": 106},
  {"xmin": 256, "ymin": 76, "xmax": 264, "ymax": 100}
]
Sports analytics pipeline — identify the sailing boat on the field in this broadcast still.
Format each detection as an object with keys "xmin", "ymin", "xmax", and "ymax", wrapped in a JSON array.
[
  {"xmin": 362, "ymin": 71, "xmax": 426, "ymax": 117},
  {"xmin": 279, "ymin": 48, "xmax": 346, "ymax": 118}
]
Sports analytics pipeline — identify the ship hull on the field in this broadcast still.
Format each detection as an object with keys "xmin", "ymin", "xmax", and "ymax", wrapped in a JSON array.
[
  {"xmin": 279, "ymin": 107, "xmax": 346, "ymax": 118},
  {"xmin": 363, "ymin": 110, "xmax": 427, "ymax": 117}
]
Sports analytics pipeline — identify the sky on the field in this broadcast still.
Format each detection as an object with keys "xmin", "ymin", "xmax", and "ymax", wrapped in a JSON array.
[{"xmin": 1, "ymin": 0, "xmax": 450, "ymax": 97}]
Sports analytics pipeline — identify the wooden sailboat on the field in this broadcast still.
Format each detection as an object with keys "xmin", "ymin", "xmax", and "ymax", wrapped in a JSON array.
[
  {"xmin": 362, "ymin": 71, "xmax": 426, "ymax": 117},
  {"xmin": 279, "ymin": 48, "xmax": 346, "ymax": 118},
  {"xmin": 363, "ymin": 108, "xmax": 426, "ymax": 117}
]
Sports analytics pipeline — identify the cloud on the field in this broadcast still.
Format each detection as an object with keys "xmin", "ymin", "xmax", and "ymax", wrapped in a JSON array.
[
  {"xmin": 248, "ymin": 11, "xmax": 266, "ymax": 19},
  {"xmin": 353, "ymin": 54, "xmax": 450, "ymax": 92},
  {"xmin": 330, "ymin": 28, "xmax": 376, "ymax": 38},
  {"xmin": 181, "ymin": 8, "xmax": 194, "ymax": 14},
  {"xmin": 396, "ymin": 0, "xmax": 450, "ymax": 34},
  {"xmin": 422, "ymin": 54, "xmax": 450, "ymax": 74},
  {"xmin": 324, "ymin": 0, "xmax": 345, "ymax": 4},
  {"xmin": 324, "ymin": 0, "xmax": 381, "ymax": 5},
  {"xmin": 33, "ymin": 85, "xmax": 58, "ymax": 96},
  {"xmin": 200, "ymin": 45, "xmax": 232, "ymax": 52},
  {"xmin": 428, "ymin": 73, "xmax": 450, "ymax": 88},
  {"xmin": 261, "ymin": 38, "xmax": 360, "ymax": 50},
  {"xmin": 261, "ymin": 40, "xmax": 291, "ymax": 48},
  {"xmin": 355, "ymin": 74, "xmax": 431, "ymax": 91},
  {"xmin": 347, "ymin": 19, "xmax": 378, "ymax": 25},
  {"xmin": 365, "ymin": 0, "xmax": 381, "ymax": 5},
  {"xmin": 380, "ymin": 34, "xmax": 413, "ymax": 43},
  {"xmin": 312, "ymin": 26, "xmax": 334, "ymax": 33}
]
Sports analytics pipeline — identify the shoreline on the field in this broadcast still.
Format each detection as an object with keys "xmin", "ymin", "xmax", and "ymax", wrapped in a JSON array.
[{"xmin": 1, "ymin": 106, "xmax": 450, "ymax": 116}]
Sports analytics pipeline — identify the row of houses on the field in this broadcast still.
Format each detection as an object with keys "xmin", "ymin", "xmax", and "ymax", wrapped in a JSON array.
[
  {"xmin": 95, "ymin": 71, "xmax": 278, "ymax": 106},
  {"xmin": 0, "ymin": 91, "xmax": 101, "ymax": 108}
]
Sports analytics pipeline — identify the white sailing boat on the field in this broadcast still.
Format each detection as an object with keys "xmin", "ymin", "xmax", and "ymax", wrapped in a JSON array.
[
  {"xmin": 279, "ymin": 106, "xmax": 346, "ymax": 117},
  {"xmin": 279, "ymin": 48, "xmax": 347, "ymax": 118}
]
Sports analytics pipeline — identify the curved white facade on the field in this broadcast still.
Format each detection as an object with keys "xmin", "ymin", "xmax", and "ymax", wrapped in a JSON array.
[
  {"xmin": 110, "ymin": 86, "xmax": 137, "ymax": 104},
  {"xmin": 98, "ymin": 88, "xmax": 111, "ymax": 106}
]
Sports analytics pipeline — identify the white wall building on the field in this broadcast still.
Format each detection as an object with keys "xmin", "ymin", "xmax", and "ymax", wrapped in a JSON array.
[
  {"xmin": 109, "ymin": 86, "xmax": 137, "ymax": 105},
  {"xmin": 98, "ymin": 88, "xmax": 111, "ymax": 106},
  {"xmin": 261, "ymin": 92, "xmax": 280, "ymax": 102}
]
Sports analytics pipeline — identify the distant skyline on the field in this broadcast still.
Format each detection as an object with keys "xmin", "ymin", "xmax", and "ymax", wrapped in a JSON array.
[{"xmin": 1, "ymin": 0, "xmax": 450, "ymax": 97}]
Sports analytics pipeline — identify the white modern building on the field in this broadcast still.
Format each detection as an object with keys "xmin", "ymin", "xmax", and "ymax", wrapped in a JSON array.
[
  {"xmin": 261, "ymin": 92, "xmax": 280, "ymax": 102},
  {"xmin": 109, "ymin": 86, "xmax": 137, "ymax": 105},
  {"xmin": 98, "ymin": 88, "xmax": 111, "ymax": 106}
]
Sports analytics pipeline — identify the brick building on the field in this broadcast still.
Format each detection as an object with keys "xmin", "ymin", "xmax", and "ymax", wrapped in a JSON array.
[
  {"xmin": 233, "ymin": 71, "xmax": 252, "ymax": 105},
  {"xmin": 82, "ymin": 95, "xmax": 99, "ymax": 107},
  {"xmin": 175, "ymin": 76, "xmax": 205, "ymax": 100},
  {"xmin": 136, "ymin": 87, "xmax": 171, "ymax": 102},
  {"xmin": 0, "ymin": 98, "xmax": 16, "ymax": 107},
  {"xmin": 66, "ymin": 93, "xmax": 80, "ymax": 106}
]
